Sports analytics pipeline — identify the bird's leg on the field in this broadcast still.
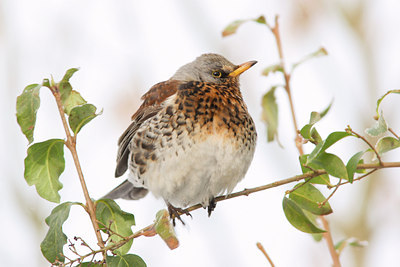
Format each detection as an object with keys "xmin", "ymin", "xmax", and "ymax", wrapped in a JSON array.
[
  {"xmin": 207, "ymin": 197, "xmax": 216, "ymax": 217},
  {"xmin": 167, "ymin": 202, "xmax": 192, "ymax": 226}
]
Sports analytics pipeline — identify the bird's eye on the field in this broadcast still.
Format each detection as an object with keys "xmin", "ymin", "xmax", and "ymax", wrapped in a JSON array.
[{"xmin": 212, "ymin": 70, "xmax": 222, "ymax": 78}]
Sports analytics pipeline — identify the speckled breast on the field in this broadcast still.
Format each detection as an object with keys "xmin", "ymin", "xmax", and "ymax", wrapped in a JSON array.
[{"xmin": 127, "ymin": 81, "xmax": 257, "ymax": 207}]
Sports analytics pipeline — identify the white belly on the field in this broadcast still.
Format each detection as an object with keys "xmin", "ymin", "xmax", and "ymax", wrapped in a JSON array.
[{"xmin": 129, "ymin": 133, "xmax": 255, "ymax": 208}]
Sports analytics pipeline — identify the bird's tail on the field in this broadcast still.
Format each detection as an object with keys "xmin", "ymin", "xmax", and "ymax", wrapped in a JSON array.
[{"xmin": 102, "ymin": 179, "xmax": 148, "ymax": 200}]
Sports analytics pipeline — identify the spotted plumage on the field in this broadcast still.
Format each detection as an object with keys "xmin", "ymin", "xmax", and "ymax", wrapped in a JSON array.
[{"xmin": 104, "ymin": 53, "xmax": 257, "ymax": 219}]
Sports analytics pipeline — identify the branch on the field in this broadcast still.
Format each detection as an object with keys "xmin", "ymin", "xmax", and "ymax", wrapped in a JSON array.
[
  {"xmin": 321, "ymin": 216, "xmax": 342, "ymax": 267},
  {"xmin": 332, "ymin": 168, "xmax": 378, "ymax": 188},
  {"xmin": 268, "ymin": 15, "xmax": 303, "ymax": 155},
  {"xmin": 49, "ymin": 85, "xmax": 105, "ymax": 254},
  {"xmin": 178, "ymin": 162, "xmax": 400, "ymax": 215},
  {"xmin": 60, "ymin": 161, "xmax": 400, "ymax": 265}
]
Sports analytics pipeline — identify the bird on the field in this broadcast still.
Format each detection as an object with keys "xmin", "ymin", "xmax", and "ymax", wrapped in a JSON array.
[{"xmin": 103, "ymin": 53, "xmax": 257, "ymax": 223}]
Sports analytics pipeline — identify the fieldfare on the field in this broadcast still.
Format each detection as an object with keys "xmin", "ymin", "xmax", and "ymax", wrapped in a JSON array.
[{"xmin": 104, "ymin": 53, "xmax": 257, "ymax": 221}]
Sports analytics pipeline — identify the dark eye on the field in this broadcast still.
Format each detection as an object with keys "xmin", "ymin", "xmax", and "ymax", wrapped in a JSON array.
[{"xmin": 212, "ymin": 70, "xmax": 222, "ymax": 78}]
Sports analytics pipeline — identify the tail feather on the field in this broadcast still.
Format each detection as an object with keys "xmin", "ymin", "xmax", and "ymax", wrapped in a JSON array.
[{"xmin": 102, "ymin": 179, "xmax": 148, "ymax": 200}]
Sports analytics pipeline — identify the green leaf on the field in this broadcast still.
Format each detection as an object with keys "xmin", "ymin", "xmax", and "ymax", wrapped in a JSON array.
[
  {"xmin": 309, "ymin": 111, "xmax": 321, "ymax": 125},
  {"xmin": 59, "ymin": 68, "xmax": 79, "ymax": 103},
  {"xmin": 222, "ymin": 16, "xmax": 268, "ymax": 37},
  {"xmin": 68, "ymin": 104, "xmax": 99, "ymax": 134},
  {"xmin": 16, "ymin": 84, "xmax": 42, "ymax": 143},
  {"xmin": 292, "ymin": 47, "xmax": 328, "ymax": 70},
  {"xmin": 300, "ymin": 124, "xmax": 313, "ymax": 140},
  {"xmin": 303, "ymin": 210, "xmax": 323, "ymax": 241},
  {"xmin": 300, "ymin": 102, "xmax": 332, "ymax": 144},
  {"xmin": 319, "ymin": 101, "xmax": 333, "ymax": 119},
  {"xmin": 311, "ymin": 233, "xmax": 323, "ymax": 242},
  {"xmin": 154, "ymin": 210, "xmax": 179, "ymax": 250},
  {"xmin": 222, "ymin": 20, "xmax": 247, "ymax": 37},
  {"xmin": 282, "ymin": 197, "xmax": 325, "ymax": 234},
  {"xmin": 348, "ymin": 239, "xmax": 368, "ymax": 248},
  {"xmin": 289, "ymin": 183, "xmax": 332, "ymax": 215},
  {"xmin": 106, "ymin": 254, "xmax": 146, "ymax": 267},
  {"xmin": 321, "ymin": 131, "xmax": 351, "ymax": 151},
  {"xmin": 376, "ymin": 136, "xmax": 400, "ymax": 155},
  {"xmin": 261, "ymin": 64, "xmax": 283, "ymax": 76},
  {"xmin": 300, "ymin": 125, "xmax": 322, "ymax": 144},
  {"xmin": 299, "ymin": 155, "xmax": 330, "ymax": 185},
  {"xmin": 312, "ymin": 152, "xmax": 349, "ymax": 180},
  {"xmin": 254, "ymin": 15, "xmax": 267, "ymax": 25},
  {"xmin": 355, "ymin": 159, "xmax": 366, "ymax": 174},
  {"xmin": 62, "ymin": 67, "xmax": 80, "ymax": 82},
  {"xmin": 310, "ymin": 101, "xmax": 332, "ymax": 124},
  {"xmin": 41, "ymin": 202, "xmax": 76, "ymax": 263},
  {"xmin": 96, "ymin": 199, "xmax": 135, "ymax": 255},
  {"xmin": 346, "ymin": 151, "xmax": 365, "ymax": 183},
  {"xmin": 335, "ymin": 238, "xmax": 368, "ymax": 255},
  {"xmin": 375, "ymin": 89, "xmax": 400, "ymax": 117},
  {"xmin": 308, "ymin": 131, "xmax": 351, "ymax": 163},
  {"xmin": 63, "ymin": 90, "xmax": 87, "ymax": 115},
  {"xmin": 365, "ymin": 112, "xmax": 388, "ymax": 137},
  {"xmin": 310, "ymin": 128, "xmax": 322, "ymax": 144},
  {"xmin": 24, "ymin": 139, "xmax": 65, "ymax": 203},
  {"xmin": 42, "ymin": 78, "xmax": 51, "ymax": 88},
  {"xmin": 261, "ymin": 87, "xmax": 278, "ymax": 142},
  {"xmin": 303, "ymin": 209, "xmax": 319, "ymax": 227}
]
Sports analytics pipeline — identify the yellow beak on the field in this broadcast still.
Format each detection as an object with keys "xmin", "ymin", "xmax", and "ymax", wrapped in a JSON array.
[{"xmin": 229, "ymin": 60, "xmax": 257, "ymax": 77}]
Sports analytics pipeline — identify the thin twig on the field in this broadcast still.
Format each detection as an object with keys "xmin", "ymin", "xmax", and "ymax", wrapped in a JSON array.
[
  {"xmin": 321, "ymin": 217, "xmax": 342, "ymax": 267},
  {"xmin": 285, "ymin": 176, "xmax": 314, "ymax": 194},
  {"xmin": 98, "ymin": 220, "xmax": 130, "ymax": 241},
  {"xmin": 75, "ymin": 236, "xmax": 95, "ymax": 252},
  {"xmin": 49, "ymin": 85, "xmax": 106, "ymax": 257},
  {"xmin": 319, "ymin": 178, "xmax": 341, "ymax": 208},
  {"xmin": 346, "ymin": 125, "xmax": 383, "ymax": 165},
  {"xmin": 333, "ymin": 168, "xmax": 378, "ymax": 187},
  {"xmin": 389, "ymin": 128, "xmax": 400, "ymax": 139},
  {"xmin": 67, "ymin": 239, "xmax": 79, "ymax": 257},
  {"xmin": 256, "ymin": 242, "xmax": 275, "ymax": 267},
  {"xmin": 62, "ymin": 224, "xmax": 156, "ymax": 266},
  {"xmin": 268, "ymin": 15, "xmax": 303, "ymax": 155}
]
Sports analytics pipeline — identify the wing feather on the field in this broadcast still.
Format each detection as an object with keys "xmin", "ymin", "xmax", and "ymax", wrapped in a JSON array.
[{"xmin": 114, "ymin": 80, "xmax": 179, "ymax": 177}]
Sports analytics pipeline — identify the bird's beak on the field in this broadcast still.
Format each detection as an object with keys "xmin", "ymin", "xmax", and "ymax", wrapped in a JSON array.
[{"xmin": 229, "ymin": 60, "xmax": 258, "ymax": 77}]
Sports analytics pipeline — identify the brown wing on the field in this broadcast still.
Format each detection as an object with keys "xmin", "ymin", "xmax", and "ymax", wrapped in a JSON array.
[{"xmin": 115, "ymin": 80, "xmax": 180, "ymax": 177}]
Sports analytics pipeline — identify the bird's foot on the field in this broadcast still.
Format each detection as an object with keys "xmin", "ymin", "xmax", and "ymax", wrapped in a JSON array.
[
  {"xmin": 207, "ymin": 197, "xmax": 216, "ymax": 217},
  {"xmin": 167, "ymin": 203, "xmax": 192, "ymax": 226}
]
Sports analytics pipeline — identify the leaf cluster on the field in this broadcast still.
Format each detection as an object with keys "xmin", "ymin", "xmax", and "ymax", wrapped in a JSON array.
[
  {"xmin": 223, "ymin": 15, "xmax": 400, "ymax": 256},
  {"xmin": 16, "ymin": 69, "xmax": 180, "ymax": 266}
]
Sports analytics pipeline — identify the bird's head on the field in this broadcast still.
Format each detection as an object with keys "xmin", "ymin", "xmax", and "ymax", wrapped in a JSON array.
[{"xmin": 171, "ymin": 53, "xmax": 257, "ymax": 84}]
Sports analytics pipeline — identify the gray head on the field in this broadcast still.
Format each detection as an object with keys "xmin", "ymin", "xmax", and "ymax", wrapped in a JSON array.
[{"xmin": 171, "ymin": 53, "xmax": 257, "ymax": 84}]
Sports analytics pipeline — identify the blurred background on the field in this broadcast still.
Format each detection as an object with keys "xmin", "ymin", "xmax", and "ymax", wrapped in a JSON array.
[{"xmin": 1, "ymin": 0, "xmax": 400, "ymax": 266}]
